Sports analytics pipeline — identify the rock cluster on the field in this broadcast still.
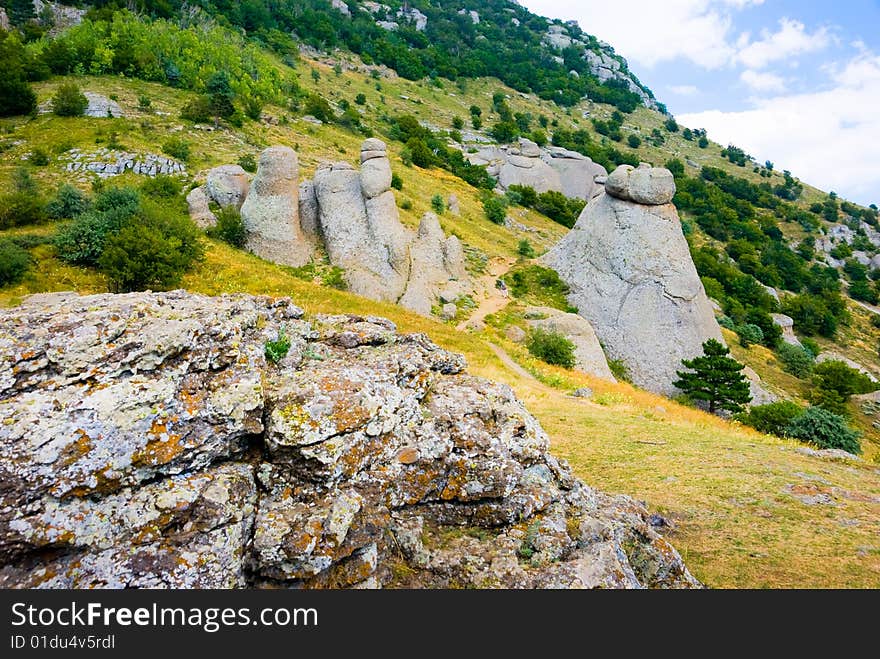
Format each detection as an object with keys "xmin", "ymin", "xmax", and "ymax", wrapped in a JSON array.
[
  {"xmin": 62, "ymin": 149, "xmax": 185, "ymax": 179},
  {"xmin": 83, "ymin": 92, "xmax": 124, "ymax": 119},
  {"xmin": 0, "ymin": 290, "xmax": 699, "ymax": 589},
  {"xmin": 525, "ymin": 306, "xmax": 616, "ymax": 381},
  {"xmin": 544, "ymin": 165, "xmax": 724, "ymax": 396},
  {"xmin": 194, "ymin": 141, "xmax": 468, "ymax": 315},
  {"xmin": 468, "ymin": 138, "xmax": 607, "ymax": 201}
]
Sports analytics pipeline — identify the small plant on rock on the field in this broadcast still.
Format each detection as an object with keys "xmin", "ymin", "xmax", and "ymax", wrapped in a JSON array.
[{"xmin": 265, "ymin": 327, "xmax": 291, "ymax": 364}]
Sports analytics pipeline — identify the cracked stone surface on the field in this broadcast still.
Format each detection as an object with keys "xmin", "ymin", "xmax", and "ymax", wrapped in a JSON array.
[
  {"xmin": 0, "ymin": 291, "xmax": 699, "ymax": 589},
  {"xmin": 544, "ymin": 182, "xmax": 723, "ymax": 396}
]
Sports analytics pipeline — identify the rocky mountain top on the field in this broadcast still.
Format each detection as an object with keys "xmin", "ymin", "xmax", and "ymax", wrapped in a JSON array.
[{"xmin": 0, "ymin": 290, "xmax": 699, "ymax": 589}]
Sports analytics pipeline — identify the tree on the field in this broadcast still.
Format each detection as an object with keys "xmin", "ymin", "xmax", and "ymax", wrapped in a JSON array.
[
  {"xmin": 51, "ymin": 82, "xmax": 88, "ymax": 117},
  {"xmin": 206, "ymin": 70, "xmax": 235, "ymax": 120},
  {"xmin": 0, "ymin": 76, "xmax": 36, "ymax": 117},
  {"xmin": 528, "ymin": 328, "xmax": 576, "ymax": 368},
  {"xmin": 674, "ymin": 339, "xmax": 752, "ymax": 414}
]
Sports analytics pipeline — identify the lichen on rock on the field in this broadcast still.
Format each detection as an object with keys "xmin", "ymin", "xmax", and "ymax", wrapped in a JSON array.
[{"xmin": 0, "ymin": 291, "xmax": 700, "ymax": 589}]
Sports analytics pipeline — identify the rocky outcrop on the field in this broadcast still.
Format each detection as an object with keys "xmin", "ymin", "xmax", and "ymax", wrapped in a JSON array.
[
  {"xmin": 468, "ymin": 139, "xmax": 607, "ymax": 201},
  {"xmin": 206, "ymin": 165, "xmax": 250, "ymax": 210},
  {"xmin": 0, "ymin": 291, "xmax": 699, "ymax": 590},
  {"xmin": 742, "ymin": 366, "xmax": 778, "ymax": 406},
  {"xmin": 398, "ymin": 213, "xmax": 467, "ymax": 315},
  {"xmin": 83, "ymin": 92, "xmax": 124, "ymax": 119},
  {"xmin": 525, "ymin": 307, "xmax": 616, "ymax": 381},
  {"xmin": 771, "ymin": 314, "xmax": 802, "ymax": 347},
  {"xmin": 62, "ymin": 149, "xmax": 185, "ymax": 179},
  {"xmin": 186, "ymin": 187, "xmax": 216, "ymax": 229},
  {"xmin": 544, "ymin": 165, "xmax": 724, "ymax": 396},
  {"xmin": 241, "ymin": 146, "xmax": 315, "ymax": 268}
]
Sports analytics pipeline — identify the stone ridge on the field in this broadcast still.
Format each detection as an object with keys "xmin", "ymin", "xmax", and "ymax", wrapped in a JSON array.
[{"xmin": 0, "ymin": 291, "xmax": 699, "ymax": 589}]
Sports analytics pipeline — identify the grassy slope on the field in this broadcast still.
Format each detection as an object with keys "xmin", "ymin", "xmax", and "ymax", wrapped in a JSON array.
[{"xmin": 2, "ymin": 57, "xmax": 880, "ymax": 587}]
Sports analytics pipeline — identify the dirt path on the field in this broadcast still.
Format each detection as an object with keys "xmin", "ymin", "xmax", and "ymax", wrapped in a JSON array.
[
  {"xmin": 487, "ymin": 343, "xmax": 537, "ymax": 381},
  {"xmin": 456, "ymin": 256, "xmax": 515, "ymax": 331}
]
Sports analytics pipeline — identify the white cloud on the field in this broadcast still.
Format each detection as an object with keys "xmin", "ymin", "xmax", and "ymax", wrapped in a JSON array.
[
  {"xmin": 522, "ymin": 0, "xmax": 765, "ymax": 69},
  {"xmin": 740, "ymin": 69, "xmax": 787, "ymax": 92},
  {"xmin": 670, "ymin": 85, "xmax": 701, "ymax": 96},
  {"xmin": 736, "ymin": 18, "xmax": 831, "ymax": 69},
  {"xmin": 680, "ymin": 51, "xmax": 880, "ymax": 205}
]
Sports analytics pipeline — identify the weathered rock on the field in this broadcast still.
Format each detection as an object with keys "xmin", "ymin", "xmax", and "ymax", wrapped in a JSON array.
[
  {"xmin": 441, "ymin": 303, "xmax": 457, "ymax": 320},
  {"xmin": 447, "ymin": 194, "xmax": 460, "ymax": 215},
  {"xmin": 506, "ymin": 325, "xmax": 527, "ymax": 344},
  {"xmin": 186, "ymin": 186, "xmax": 216, "ymax": 229},
  {"xmin": 572, "ymin": 387, "xmax": 593, "ymax": 399},
  {"xmin": 771, "ymin": 314, "xmax": 802, "ymax": 347},
  {"xmin": 298, "ymin": 180, "xmax": 320, "ymax": 242},
  {"xmin": 206, "ymin": 164, "xmax": 250, "ymax": 210},
  {"xmin": 0, "ymin": 291, "xmax": 699, "ymax": 590},
  {"xmin": 241, "ymin": 146, "xmax": 314, "ymax": 267},
  {"xmin": 360, "ymin": 140, "xmax": 393, "ymax": 199},
  {"xmin": 83, "ymin": 92, "xmax": 124, "ymax": 119},
  {"xmin": 498, "ymin": 149, "xmax": 562, "ymax": 194},
  {"xmin": 545, "ymin": 147, "xmax": 608, "ymax": 200},
  {"xmin": 544, "ymin": 181, "xmax": 723, "ymax": 396},
  {"xmin": 525, "ymin": 306, "xmax": 616, "ymax": 381},
  {"xmin": 742, "ymin": 366, "xmax": 778, "ymax": 406},
  {"xmin": 399, "ymin": 213, "xmax": 465, "ymax": 316},
  {"xmin": 606, "ymin": 164, "xmax": 676, "ymax": 205}
]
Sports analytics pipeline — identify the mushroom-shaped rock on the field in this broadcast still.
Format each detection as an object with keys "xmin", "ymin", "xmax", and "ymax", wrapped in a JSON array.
[
  {"xmin": 360, "ymin": 139, "xmax": 393, "ymax": 199},
  {"xmin": 605, "ymin": 164, "xmax": 676, "ymax": 205}
]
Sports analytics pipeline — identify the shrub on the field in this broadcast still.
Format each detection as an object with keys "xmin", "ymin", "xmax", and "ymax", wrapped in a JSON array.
[
  {"xmin": 162, "ymin": 137, "xmax": 191, "ymax": 162},
  {"xmin": 400, "ymin": 198, "xmax": 413, "ymax": 210},
  {"xmin": 430, "ymin": 194, "xmax": 445, "ymax": 214},
  {"xmin": 482, "ymin": 194, "xmax": 507, "ymax": 225},
  {"xmin": 810, "ymin": 359, "xmax": 878, "ymax": 415},
  {"xmin": 355, "ymin": 93, "xmax": 367, "ymax": 106},
  {"xmin": 608, "ymin": 359, "xmax": 630, "ymax": 383},
  {"xmin": 776, "ymin": 342, "xmax": 814, "ymax": 378},
  {"xmin": 0, "ymin": 77, "xmax": 37, "ymax": 117},
  {"xmin": 30, "ymin": 147, "xmax": 49, "ymax": 166},
  {"xmin": 55, "ymin": 187, "xmax": 142, "ymax": 265},
  {"xmin": 736, "ymin": 401, "xmax": 804, "ymax": 437},
  {"xmin": 322, "ymin": 266, "xmax": 347, "ymax": 290},
  {"xmin": 528, "ymin": 328, "xmax": 576, "ymax": 369},
  {"xmin": 801, "ymin": 338, "xmax": 821, "ymax": 358},
  {"xmin": 237, "ymin": 153, "xmax": 257, "ymax": 173},
  {"xmin": 664, "ymin": 118, "xmax": 679, "ymax": 133},
  {"xmin": 264, "ymin": 327, "xmax": 291, "ymax": 363},
  {"xmin": 140, "ymin": 175, "xmax": 182, "ymax": 199},
  {"xmin": 0, "ymin": 240, "xmax": 31, "ymax": 286},
  {"xmin": 0, "ymin": 191, "xmax": 47, "ymax": 229},
  {"xmin": 98, "ymin": 213, "xmax": 203, "ymax": 292},
  {"xmin": 627, "ymin": 134, "xmax": 641, "ymax": 148},
  {"xmin": 390, "ymin": 173, "xmax": 403, "ymax": 190},
  {"xmin": 849, "ymin": 280, "xmax": 878, "ymax": 305},
  {"xmin": 736, "ymin": 323, "xmax": 764, "ymax": 347},
  {"xmin": 52, "ymin": 83, "xmax": 88, "ymax": 117},
  {"xmin": 303, "ymin": 94, "xmax": 333, "ymax": 123},
  {"xmin": 46, "ymin": 184, "xmax": 90, "ymax": 220},
  {"xmin": 517, "ymin": 239, "xmax": 536, "ymax": 258},
  {"xmin": 786, "ymin": 407, "xmax": 861, "ymax": 454},
  {"xmin": 405, "ymin": 137, "xmax": 435, "ymax": 168},
  {"xmin": 452, "ymin": 116, "xmax": 464, "ymax": 130},
  {"xmin": 138, "ymin": 95, "xmax": 151, "ymax": 110},
  {"xmin": 206, "ymin": 207, "xmax": 246, "ymax": 248},
  {"xmin": 504, "ymin": 265, "xmax": 574, "ymax": 312},
  {"xmin": 181, "ymin": 96, "xmax": 213, "ymax": 123}
]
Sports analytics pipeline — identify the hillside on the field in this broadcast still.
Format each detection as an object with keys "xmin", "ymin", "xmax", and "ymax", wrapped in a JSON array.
[{"xmin": 1, "ymin": 2, "xmax": 880, "ymax": 588}]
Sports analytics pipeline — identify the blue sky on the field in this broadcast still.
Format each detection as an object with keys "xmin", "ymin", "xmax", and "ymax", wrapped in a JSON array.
[{"xmin": 521, "ymin": 1, "xmax": 880, "ymax": 206}]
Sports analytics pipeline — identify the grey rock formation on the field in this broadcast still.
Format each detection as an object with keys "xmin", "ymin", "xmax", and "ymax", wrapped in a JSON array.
[
  {"xmin": 447, "ymin": 193, "xmax": 461, "ymax": 215},
  {"xmin": 506, "ymin": 325, "xmax": 527, "ymax": 343},
  {"xmin": 544, "ymin": 147, "xmax": 608, "ymax": 200},
  {"xmin": 186, "ymin": 186, "xmax": 216, "ymax": 229},
  {"xmin": 544, "ymin": 168, "xmax": 723, "ymax": 396},
  {"xmin": 525, "ymin": 306, "xmax": 616, "ymax": 382},
  {"xmin": 241, "ymin": 146, "xmax": 314, "ymax": 267},
  {"xmin": 206, "ymin": 164, "xmax": 250, "ymax": 210},
  {"xmin": 0, "ymin": 291, "xmax": 699, "ymax": 590},
  {"xmin": 83, "ymin": 92, "xmax": 124, "ymax": 119},
  {"xmin": 606, "ymin": 164, "xmax": 676, "ymax": 205},
  {"xmin": 742, "ymin": 366, "xmax": 778, "ymax": 406},
  {"xmin": 298, "ymin": 180, "xmax": 320, "ymax": 242},
  {"xmin": 771, "ymin": 314, "xmax": 802, "ymax": 347},
  {"xmin": 399, "ymin": 213, "xmax": 464, "ymax": 316},
  {"xmin": 498, "ymin": 139, "xmax": 562, "ymax": 194}
]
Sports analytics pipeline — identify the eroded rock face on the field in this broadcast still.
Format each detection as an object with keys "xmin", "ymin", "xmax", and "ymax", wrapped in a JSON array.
[
  {"xmin": 0, "ymin": 291, "xmax": 699, "ymax": 590},
  {"xmin": 186, "ymin": 186, "xmax": 216, "ymax": 229},
  {"xmin": 241, "ymin": 146, "xmax": 315, "ymax": 267},
  {"xmin": 544, "ymin": 169, "xmax": 723, "ymax": 396},
  {"xmin": 525, "ymin": 306, "xmax": 616, "ymax": 382},
  {"xmin": 206, "ymin": 164, "xmax": 250, "ymax": 210}
]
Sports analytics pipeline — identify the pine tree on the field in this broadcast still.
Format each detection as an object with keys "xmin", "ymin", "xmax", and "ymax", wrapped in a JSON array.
[{"xmin": 674, "ymin": 339, "xmax": 752, "ymax": 414}]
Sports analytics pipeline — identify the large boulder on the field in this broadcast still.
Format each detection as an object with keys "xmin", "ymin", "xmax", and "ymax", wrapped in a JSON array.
[
  {"xmin": 544, "ymin": 147, "xmax": 608, "ymax": 200},
  {"xmin": 186, "ymin": 186, "xmax": 216, "ymax": 229},
  {"xmin": 240, "ymin": 146, "xmax": 314, "ymax": 267},
  {"xmin": 0, "ymin": 291, "xmax": 699, "ymax": 589},
  {"xmin": 771, "ymin": 314, "xmax": 802, "ymax": 347},
  {"xmin": 498, "ymin": 148, "xmax": 562, "ymax": 194},
  {"xmin": 399, "ymin": 213, "xmax": 458, "ymax": 315},
  {"xmin": 525, "ymin": 306, "xmax": 616, "ymax": 381},
  {"xmin": 206, "ymin": 164, "xmax": 250, "ymax": 210},
  {"xmin": 605, "ymin": 164, "xmax": 676, "ymax": 205},
  {"xmin": 543, "ymin": 167, "xmax": 723, "ymax": 396}
]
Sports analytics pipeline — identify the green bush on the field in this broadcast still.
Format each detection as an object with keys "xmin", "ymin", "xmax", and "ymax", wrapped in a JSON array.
[
  {"xmin": 528, "ymin": 328, "xmax": 576, "ymax": 369},
  {"xmin": 0, "ymin": 76, "xmax": 37, "ymax": 117},
  {"xmin": 55, "ymin": 187, "xmax": 142, "ymax": 265},
  {"xmin": 786, "ymin": 406, "xmax": 861, "ymax": 454},
  {"xmin": 0, "ymin": 240, "xmax": 31, "ymax": 287},
  {"xmin": 51, "ymin": 82, "xmax": 88, "ymax": 117},
  {"xmin": 504, "ymin": 265, "xmax": 575, "ymax": 312},
  {"xmin": 517, "ymin": 239, "xmax": 536, "ymax": 258},
  {"xmin": 181, "ymin": 96, "xmax": 213, "ymax": 123},
  {"xmin": 162, "ymin": 137, "xmax": 191, "ymax": 162},
  {"xmin": 390, "ymin": 173, "xmax": 403, "ymax": 190},
  {"xmin": 810, "ymin": 359, "xmax": 878, "ymax": 415},
  {"xmin": 46, "ymin": 184, "xmax": 90, "ymax": 219},
  {"xmin": 627, "ymin": 134, "xmax": 641, "ymax": 148},
  {"xmin": 430, "ymin": 194, "xmax": 445, "ymax": 214},
  {"xmin": 735, "ymin": 401, "xmax": 804, "ymax": 437},
  {"xmin": 608, "ymin": 359, "xmax": 630, "ymax": 383},
  {"xmin": 140, "ymin": 175, "xmax": 182, "ymax": 199},
  {"xmin": 206, "ymin": 207, "xmax": 246, "ymax": 248},
  {"xmin": 30, "ymin": 147, "xmax": 49, "ymax": 166},
  {"xmin": 321, "ymin": 266, "xmax": 347, "ymax": 291},
  {"xmin": 98, "ymin": 213, "xmax": 203, "ymax": 292},
  {"xmin": 303, "ymin": 94, "xmax": 333, "ymax": 123},
  {"xmin": 264, "ymin": 326, "xmax": 291, "ymax": 364},
  {"xmin": 776, "ymin": 342, "xmax": 814, "ymax": 378},
  {"xmin": 0, "ymin": 192, "xmax": 47, "ymax": 229},
  {"xmin": 400, "ymin": 198, "xmax": 413, "ymax": 210},
  {"xmin": 482, "ymin": 194, "xmax": 508, "ymax": 225},
  {"xmin": 736, "ymin": 323, "xmax": 764, "ymax": 347},
  {"xmin": 237, "ymin": 154, "xmax": 257, "ymax": 173}
]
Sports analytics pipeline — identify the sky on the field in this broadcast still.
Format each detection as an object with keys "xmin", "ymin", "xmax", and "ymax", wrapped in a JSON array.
[{"xmin": 520, "ymin": 0, "xmax": 880, "ymax": 206}]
